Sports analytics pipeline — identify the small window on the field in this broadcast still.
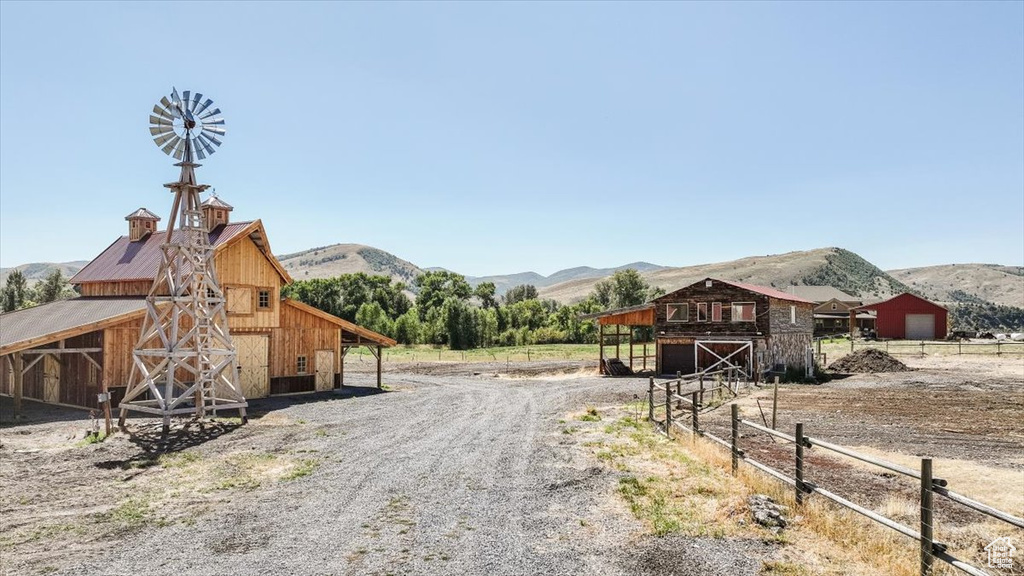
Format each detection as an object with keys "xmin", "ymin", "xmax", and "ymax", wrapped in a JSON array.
[
  {"xmin": 666, "ymin": 304, "xmax": 688, "ymax": 322},
  {"xmin": 790, "ymin": 305, "xmax": 797, "ymax": 324},
  {"xmin": 145, "ymin": 221, "xmax": 152, "ymax": 229},
  {"xmin": 831, "ymin": 302, "xmax": 837, "ymax": 310},
  {"xmin": 732, "ymin": 302, "xmax": 755, "ymax": 322},
  {"xmin": 131, "ymin": 221, "xmax": 138, "ymax": 228},
  {"xmin": 711, "ymin": 302, "xmax": 722, "ymax": 322},
  {"xmin": 258, "ymin": 289, "xmax": 271, "ymax": 309},
  {"xmin": 217, "ymin": 210, "xmax": 224, "ymax": 218},
  {"xmin": 297, "ymin": 355, "xmax": 307, "ymax": 374},
  {"xmin": 696, "ymin": 302, "xmax": 708, "ymax": 322}
]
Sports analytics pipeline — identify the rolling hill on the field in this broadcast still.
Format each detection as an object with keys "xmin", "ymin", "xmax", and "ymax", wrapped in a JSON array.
[
  {"xmin": 0, "ymin": 261, "xmax": 88, "ymax": 287},
  {"xmin": 276, "ymin": 244, "xmax": 424, "ymax": 286},
  {"xmin": 886, "ymin": 264, "xmax": 1023, "ymax": 309},
  {"xmin": 467, "ymin": 262, "xmax": 665, "ymax": 295}
]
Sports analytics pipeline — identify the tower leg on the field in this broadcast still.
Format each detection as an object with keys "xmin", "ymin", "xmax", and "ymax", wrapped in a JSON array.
[
  {"xmin": 239, "ymin": 407, "xmax": 248, "ymax": 425},
  {"xmin": 118, "ymin": 408, "xmax": 128, "ymax": 430}
]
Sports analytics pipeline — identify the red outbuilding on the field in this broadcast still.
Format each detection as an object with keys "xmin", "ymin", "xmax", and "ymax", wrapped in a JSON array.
[{"xmin": 851, "ymin": 293, "xmax": 947, "ymax": 340}]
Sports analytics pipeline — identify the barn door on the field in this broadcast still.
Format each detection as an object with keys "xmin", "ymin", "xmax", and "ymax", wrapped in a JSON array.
[
  {"xmin": 315, "ymin": 350, "xmax": 334, "ymax": 392},
  {"xmin": 43, "ymin": 355, "xmax": 60, "ymax": 403},
  {"xmin": 233, "ymin": 335, "xmax": 269, "ymax": 399},
  {"xmin": 695, "ymin": 340, "xmax": 752, "ymax": 378}
]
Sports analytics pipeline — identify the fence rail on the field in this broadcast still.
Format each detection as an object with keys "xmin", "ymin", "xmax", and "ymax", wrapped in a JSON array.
[
  {"xmin": 647, "ymin": 393, "xmax": 1022, "ymax": 576},
  {"xmin": 837, "ymin": 339, "xmax": 1024, "ymax": 357}
]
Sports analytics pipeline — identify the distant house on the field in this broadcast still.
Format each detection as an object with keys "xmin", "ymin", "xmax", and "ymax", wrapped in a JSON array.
[
  {"xmin": 588, "ymin": 278, "xmax": 815, "ymax": 377},
  {"xmin": 853, "ymin": 293, "xmax": 947, "ymax": 340},
  {"xmin": 787, "ymin": 285, "xmax": 876, "ymax": 336},
  {"xmin": 1, "ymin": 197, "xmax": 394, "ymax": 412}
]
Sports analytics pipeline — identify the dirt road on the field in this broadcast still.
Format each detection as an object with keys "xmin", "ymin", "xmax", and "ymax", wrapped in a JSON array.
[{"xmin": 2, "ymin": 366, "xmax": 769, "ymax": 576}]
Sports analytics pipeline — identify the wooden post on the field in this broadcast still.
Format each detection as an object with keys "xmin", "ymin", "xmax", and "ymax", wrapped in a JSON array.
[
  {"xmin": 795, "ymin": 422, "xmax": 805, "ymax": 505},
  {"xmin": 615, "ymin": 325, "xmax": 621, "ymax": 361},
  {"xmin": 730, "ymin": 404, "xmax": 739, "ymax": 475},
  {"xmin": 675, "ymin": 371, "xmax": 682, "ymax": 410},
  {"xmin": 12, "ymin": 352, "xmax": 24, "ymax": 420},
  {"xmin": 772, "ymin": 376, "xmax": 779, "ymax": 430},
  {"xmin": 643, "ymin": 343, "xmax": 647, "ymax": 371},
  {"xmin": 629, "ymin": 335, "xmax": 634, "ymax": 372},
  {"xmin": 376, "ymin": 346, "xmax": 382, "ymax": 389},
  {"xmin": 664, "ymin": 379, "xmax": 672, "ymax": 437},
  {"xmin": 101, "ymin": 381, "xmax": 113, "ymax": 436},
  {"xmin": 920, "ymin": 458, "xmax": 935, "ymax": 576},
  {"xmin": 648, "ymin": 377, "xmax": 654, "ymax": 422},
  {"xmin": 340, "ymin": 346, "xmax": 346, "ymax": 388},
  {"xmin": 699, "ymin": 374, "xmax": 705, "ymax": 406},
  {"xmin": 599, "ymin": 323, "xmax": 605, "ymax": 374},
  {"xmin": 690, "ymin": 391, "xmax": 699, "ymax": 435}
]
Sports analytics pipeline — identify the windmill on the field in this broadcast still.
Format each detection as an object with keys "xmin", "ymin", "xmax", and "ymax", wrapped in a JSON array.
[{"xmin": 118, "ymin": 88, "xmax": 247, "ymax": 435}]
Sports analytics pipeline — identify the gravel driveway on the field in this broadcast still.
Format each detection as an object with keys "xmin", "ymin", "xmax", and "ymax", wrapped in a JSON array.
[{"xmin": 42, "ymin": 365, "xmax": 769, "ymax": 576}]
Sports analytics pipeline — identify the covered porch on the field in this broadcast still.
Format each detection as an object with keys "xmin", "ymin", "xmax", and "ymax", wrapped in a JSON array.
[{"xmin": 582, "ymin": 304, "xmax": 656, "ymax": 375}]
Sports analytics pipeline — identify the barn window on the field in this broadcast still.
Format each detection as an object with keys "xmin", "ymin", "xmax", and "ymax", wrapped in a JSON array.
[
  {"xmin": 297, "ymin": 355, "xmax": 307, "ymax": 374},
  {"xmin": 790, "ymin": 305, "xmax": 797, "ymax": 324},
  {"xmin": 711, "ymin": 302, "xmax": 722, "ymax": 322},
  {"xmin": 258, "ymin": 289, "xmax": 271, "ymax": 309},
  {"xmin": 732, "ymin": 302, "xmax": 755, "ymax": 322},
  {"xmin": 831, "ymin": 302, "xmax": 837, "ymax": 310},
  {"xmin": 217, "ymin": 210, "xmax": 224, "ymax": 218},
  {"xmin": 666, "ymin": 304, "xmax": 688, "ymax": 322},
  {"xmin": 696, "ymin": 302, "xmax": 708, "ymax": 322}
]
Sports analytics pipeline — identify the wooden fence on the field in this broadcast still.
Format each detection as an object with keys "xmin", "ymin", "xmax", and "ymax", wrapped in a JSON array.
[
  {"xmin": 645, "ymin": 380, "xmax": 1024, "ymax": 576},
  {"xmin": 838, "ymin": 339, "xmax": 1024, "ymax": 357}
]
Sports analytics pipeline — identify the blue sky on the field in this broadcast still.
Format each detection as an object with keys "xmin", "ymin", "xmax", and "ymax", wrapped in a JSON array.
[{"xmin": 1, "ymin": 1, "xmax": 1022, "ymax": 276}]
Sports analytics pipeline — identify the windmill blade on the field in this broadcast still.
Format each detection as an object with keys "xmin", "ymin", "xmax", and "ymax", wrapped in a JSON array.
[
  {"xmin": 199, "ymin": 107, "xmax": 221, "ymax": 119},
  {"xmin": 172, "ymin": 138, "xmax": 186, "ymax": 160},
  {"xmin": 149, "ymin": 126, "xmax": 174, "ymax": 136},
  {"xmin": 161, "ymin": 135, "xmax": 182, "ymax": 156},
  {"xmin": 202, "ymin": 131, "xmax": 223, "ymax": 147},
  {"xmin": 169, "ymin": 89, "xmax": 183, "ymax": 118},
  {"xmin": 194, "ymin": 137, "xmax": 207, "ymax": 160},
  {"xmin": 191, "ymin": 92, "xmax": 203, "ymax": 113},
  {"xmin": 194, "ymin": 98, "xmax": 214, "ymax": 116},
  {"xmin": 153, "ymin": 133, "xmax": 176, "ymax": 146},
  {"xmin": 182, "ymin": 90, "xmax": 191, "ymax": 109},
  {"xmin": 149, "ymin": 114, "xmax": 173, "ymax": 127},
  {"xmin": 202, "ymin": 117, "xmax": 225, "ymax": 126},
  {"xmin": 202, "ymin": 126, "xmax": 226, "ymax": 136},
  {"xmin": 196, "ymin": 133, "xmax": 216, "ymax": 156},
  {"xmin": 152, "ymin": 105, "xmax": 176, "ymax": 122}
]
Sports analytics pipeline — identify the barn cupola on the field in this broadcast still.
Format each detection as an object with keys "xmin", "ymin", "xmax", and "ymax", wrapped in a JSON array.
[
  {"xmin": 201, "ymin": 196, "xmax": 233, "ymax": 231},
  {"xmin": 124, "ymin": 208, "xmax": 161, "ymax": 242}
]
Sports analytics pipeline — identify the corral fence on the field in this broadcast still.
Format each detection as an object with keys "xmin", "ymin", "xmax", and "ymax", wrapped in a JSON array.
[
  {"xmin": 826, "ymin": 339, "xmax": 1024, "ymax": 357},
  {"xmin": 646, "ymin": 381, "xmax": 1024, "ymax": 576}
]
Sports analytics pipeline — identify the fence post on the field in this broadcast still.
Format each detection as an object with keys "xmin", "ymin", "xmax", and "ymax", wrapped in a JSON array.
[
  {"xmin": 958, "ymin": 341, "xmax": 962, "ymax": 355},
  {"xmin": 921, "ymin": 458, "xmax": 935, "ymax": 576},
  {"xmin": 851, "ymin": 338, "xmax": 854, "ymax": 353},
  {"xmin": 691, "ymin": 391, "xmax": 699, "ymax": 435},
  {"xmin": 676, "ymin": 371, "xmax": 682, "ymax": 410},
  {"xmin": 699, "ymin": 374, "xmax": 705, "ymax": 406},
  {"xmin": 648, "ymin": 377, "xmax": 654, "ymax": 422},
  {"xmin": 795, "ymin": 422, "xmax": 805, "ymax": 505},
  {"xmin": 731, "ymin": 404, "xmax": 739, "ymax": 475},
  {"xmin": 772, "ymin": 376, "xmax": 779, "ymax": 430},
  {"xmin": 665, "ymin": 379, "xmax": 672, "ymax": 438},
  {"xmin": 921, "ymin": 341, "xmax": 925, "ymax": 356}
]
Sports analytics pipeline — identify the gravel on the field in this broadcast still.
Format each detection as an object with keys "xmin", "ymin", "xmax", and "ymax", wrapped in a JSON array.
[{"xmin": 44, "ymin": 368, "xmax": 769, "ymax": 576}]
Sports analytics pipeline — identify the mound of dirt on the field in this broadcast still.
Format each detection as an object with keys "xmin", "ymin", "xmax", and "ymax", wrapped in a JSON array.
[{"xmin": 828, "ymin": 349, "xmax": 909, "ymax": 373}]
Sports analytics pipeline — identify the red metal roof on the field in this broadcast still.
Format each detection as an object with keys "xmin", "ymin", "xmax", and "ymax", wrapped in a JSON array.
[
  {"xmin": 716, "ymin": 279, "xmax": 816, "ymax": 304},
  {"xmin": 70, "ymin": 221, "xmax": 254, "ymax": 284},
  {"xmin": 854, "ymin": 292, "xmax": 947, "ymax": 312}
]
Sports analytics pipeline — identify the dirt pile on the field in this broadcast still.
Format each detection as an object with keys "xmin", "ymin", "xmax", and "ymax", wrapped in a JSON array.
[{"xmin": 828, "ymin": 349, "xmax": 909, "ymax": 373}]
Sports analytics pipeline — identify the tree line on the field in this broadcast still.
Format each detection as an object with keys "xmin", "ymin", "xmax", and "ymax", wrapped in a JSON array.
[
  {"xmin": 1, "ymin": 269, "xmax": 75, "ymax": 312},
  {"xmin": 282, "ymin": 269, "xmax": 662, "ymax": 349}
]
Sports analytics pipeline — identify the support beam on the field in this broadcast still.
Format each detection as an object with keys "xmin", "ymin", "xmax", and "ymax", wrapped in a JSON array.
[
  {"xmin": 376, "ymin": 346, "xmax": 382, "ymax": 390},
  {"xmin": 599, "ymin": 323, "xmax": 605, "ymax": 375},
  {"xmin": 13, "ymin": 352, "xmax": 23, "ymax": 419}
]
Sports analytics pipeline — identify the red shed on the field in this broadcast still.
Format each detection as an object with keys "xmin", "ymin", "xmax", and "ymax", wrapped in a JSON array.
[{"xmin": 852, "ymin": 293, "xmax": 947, "ymax": 340}]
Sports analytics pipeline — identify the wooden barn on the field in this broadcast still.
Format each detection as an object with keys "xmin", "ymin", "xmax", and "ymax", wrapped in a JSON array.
[
  {"xmin": 0, "ymin": 198, "xmax": 394, "ymax": 412},
  {"xmin": 851, "ymin": 293, "xmax": 947, "ymax": 340},
  {"xmin": 589, "ymin": 278, "xmax": 815, "ymax": 378}
]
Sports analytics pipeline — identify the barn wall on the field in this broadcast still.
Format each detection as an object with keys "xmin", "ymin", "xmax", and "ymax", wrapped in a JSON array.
[
  {"xmin": 270, "ymin": 302, "xmax": 341, "ymax": 380},
  {"xmin": 216, "ymin": 237, "xmax": 282, "ymax": 330},
  {"xmin": 766, "ymin": 332, "xmax": 812, "ymax": 371},
  {"xmin": 653, "ymin": 281, "xmax": 770, "ymax": 336},
  {"xmin": 869, "ymin": 294, "xmax": 948, "ymax": 340},
  {"xmin": 60, "ymin": 332, "xmax": 103, "ymax": 408},
  {"xmin": 767, "ymin": 297, "xmax": 815, "ymax": 334}
]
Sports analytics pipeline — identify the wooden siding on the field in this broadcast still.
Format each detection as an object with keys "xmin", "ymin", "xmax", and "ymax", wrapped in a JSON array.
[
  {"xmin": 653, "ymin": 281, "xmax": 771, "ymax": 336},
  {"xmin": 103, "ymin": 317, "xmax": 143, "ymax": 389},
  {"xmin": 215, "ymin": 236, "xmax": 281, "ymax": 330},
  {"xmin": 79, "ymin": 280, "xmax": 153, "ymax": 297},
  {"xmin": 597, "ymin": 307, "xmax": 655, "ymax": 326},
  {"xmin": 269, "ymin": 301, "xmax": 341, "ymax": 379},
  {"xmin": 0, "ymin": 333, "xmax": 104, "ymax": 409}
]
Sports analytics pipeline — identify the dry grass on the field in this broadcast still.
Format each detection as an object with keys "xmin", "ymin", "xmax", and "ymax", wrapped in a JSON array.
[{"xmin": 580, "ymin": 404, "xmax": 1022, "ymax": 575}]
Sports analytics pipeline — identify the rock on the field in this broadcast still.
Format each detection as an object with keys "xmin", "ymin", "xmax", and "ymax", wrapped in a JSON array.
[{"xmin": 749, "ymin": 494, "xmax": 788, "ymax": 529}]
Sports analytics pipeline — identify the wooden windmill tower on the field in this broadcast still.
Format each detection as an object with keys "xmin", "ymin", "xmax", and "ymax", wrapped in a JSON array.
[{"xmin": 118, "ymin": 88, "xmax": 247, "ymax": 434}]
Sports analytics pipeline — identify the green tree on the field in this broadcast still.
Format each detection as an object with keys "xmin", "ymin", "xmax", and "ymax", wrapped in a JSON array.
[
  {"xmin": 414, "ymin": 271, "xmax": 472, "ymax": 321},
  {"xmin": 441, "ymin": 297, "xmax": 477, "ymax": 350},
  {"xmin": 2, "ymin": 270, "xmax": 29, "ymax": 312},
  {"xmin": 504, "ymin": 284, "xmax": 538, "ymax": 305},
  {"xmin": 282, "ymin": 273, "xmax": 412, "ymax": 323},
  {"xmin": 36, "ymin": 269, "xmax": 73, "ymax": 304},
  {"xmin": 355, "ymin": 301, "xmax": 394, "ymax": 338},
  {"xmin": 393, "ymin": 308, "xmax": 422, "ymax": 344},
  {"xmin": 591, "ymin": 269, "xmax": 660, "ymax": 309},
  {"xmin": 473, "ymin": 282, "xmax": 498, "ymax": 309}
]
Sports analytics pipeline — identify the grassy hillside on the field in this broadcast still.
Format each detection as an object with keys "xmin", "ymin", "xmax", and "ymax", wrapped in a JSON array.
[
  {"xmin": 0, "ymin": 261, "xmax": 88, "ymax": 286},
  {"xmin": 468, "ymin": 262, "xmax": 664, "ymax": 295},
  {"xmin": 538, "ymin": 248, "xmax": 911, "ymax": 304},
  {"xmin": 276, "ymin": 244, "xmax": 424, "ymax": 286},
  {"xmin": 887, "ymin": 264, "xmax": 1023, "ymax": 309}
]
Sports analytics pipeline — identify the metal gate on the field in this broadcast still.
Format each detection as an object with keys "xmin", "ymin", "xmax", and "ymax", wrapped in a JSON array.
[{"xmin": 233, "ymin": 335, "xmax": 269, "ymax": 399}]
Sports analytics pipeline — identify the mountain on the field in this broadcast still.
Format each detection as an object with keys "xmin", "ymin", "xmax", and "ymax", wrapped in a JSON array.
[
  {"xmin": 886, "ymin": 264, "xmax": 1023, "ymax": 308},
  {"xmin": 276, "ymin": 244, "xmax": 424, "ymax": 287},
  {"xmin": 0, "ymin": 261, "xmax": 88, "ymax": 286},
  {"xmin": 538, "ymin": 248, "xmax": 912, "ymax": 304},
  {"xmin": 468, "ymin": 262, "xmax": 665, "ymax": 295}
]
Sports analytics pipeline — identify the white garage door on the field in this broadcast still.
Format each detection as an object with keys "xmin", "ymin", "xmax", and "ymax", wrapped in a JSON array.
[{"xmin": 905, "ymin": 314, "xmax": 935, "ymax": 340}]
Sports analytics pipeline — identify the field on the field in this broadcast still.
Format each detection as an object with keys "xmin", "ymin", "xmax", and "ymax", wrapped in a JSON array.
[{"xmin": 0, "ymin": 349, "xmax": 1021, "ymax": 575}]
